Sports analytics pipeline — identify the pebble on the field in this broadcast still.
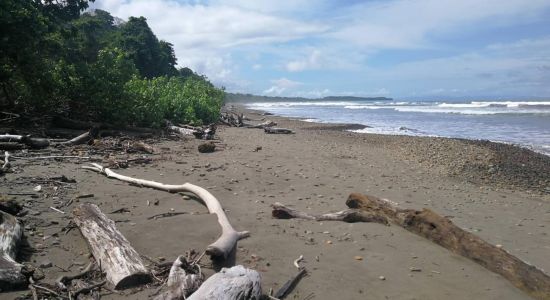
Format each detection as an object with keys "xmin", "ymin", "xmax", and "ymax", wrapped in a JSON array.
[
  {"xmin": 39, "ymin": 260, "xmax": 53, "ymax": 268},
  {"xmin": 354, "ymin": 256, "xmax": 363, "ymax": 261},
  {"xmin": 379, "ymin": 276, "xmax": 386, "ymax": 280}
]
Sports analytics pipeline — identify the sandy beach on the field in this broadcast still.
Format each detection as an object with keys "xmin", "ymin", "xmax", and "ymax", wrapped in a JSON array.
[{"xmin": 2, "ymin": 106, "xmax": 549, "ymax": 299}]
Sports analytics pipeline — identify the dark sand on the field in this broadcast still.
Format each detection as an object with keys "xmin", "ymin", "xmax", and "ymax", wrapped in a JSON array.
[{"xmin": 2, "ymin": 107, "xmax": 549, "ymax": 299}]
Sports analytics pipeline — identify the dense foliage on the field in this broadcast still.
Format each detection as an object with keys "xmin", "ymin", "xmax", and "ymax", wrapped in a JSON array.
[{"xmin": 0, "ymin": 0, "xmax": 224, "ymax": 127}]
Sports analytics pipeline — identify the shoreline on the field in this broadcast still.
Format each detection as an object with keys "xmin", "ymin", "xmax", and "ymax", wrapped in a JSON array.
[
  {"xmin": 237, "ymin": 104, "xmax": 550, "ymax": 195},
  {"xmin": 2, "ymin": 106, "xmax": 549, "ymax": 299},
  {"xmin": 240, "ymin": 102, "xmax": 550, "ymax": 157}
]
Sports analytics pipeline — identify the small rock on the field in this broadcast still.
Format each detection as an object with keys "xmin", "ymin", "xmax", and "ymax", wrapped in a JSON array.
[
  {"xmin": 354, "ymin": 256, "xmax": 363, "ymax": 261},
  {"xmin": 326, "ymin": 240, "xmax": 333, "ymax": 245},
  {"xmin": 379, "ymin": 276, "xmax": 386, "ymax": 281},
  {"xmin": 39, "ymin": 260, "xmax": 53, "ymax": 268},
  {"xmin": 409, "ymin": 267, "xmax": 422, "ymax": 272},
  {"xmin": 198, "ymin": 142, "xmax": 216, "ymax": 153},
  {"xmin": 33, "ymin": 185, "xmax": 42, "ymax": 192}
]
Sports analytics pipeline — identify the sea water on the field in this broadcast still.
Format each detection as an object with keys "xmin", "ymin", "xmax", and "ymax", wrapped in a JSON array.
[{"xmin": 246, "ymin": 100, "xmax": 550, "ymax": 156}]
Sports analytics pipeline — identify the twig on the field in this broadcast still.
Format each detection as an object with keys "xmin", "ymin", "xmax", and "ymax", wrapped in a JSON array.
[
  {"xmin": 12, "ymin": 155, "xmax": 91, "ymax": 160},
  {"xmin": 1, "ymin": 151, "xmax": 10, "ymax": 171},
  {"xmin": 50, "ymin": 206, "xmax": 66, "ymax": 214},
  {"xmin": 73, "ymin": 280, "xmax": 106, "ymax": 297},
  {"xmin": 293, "ymin": 255, "xmax": 304, "ymax": 269},
  {"xmin": 29, "ymin": 278, "xmax": 38, "ymax": 300},
  {"xmin": 147, "ymin": 211, "xmax": 187, "ymax": 220},
  {"xmin": 56, "ymin": 262, "xmax": 94, "ymax": 290},
  {"xmin": 273, "ymin": 268, "xmax": 308, "ymax": 299}
]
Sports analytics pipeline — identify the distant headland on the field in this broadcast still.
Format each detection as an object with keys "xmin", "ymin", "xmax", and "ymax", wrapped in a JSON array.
[{"xmin": 224, "ymin": 93, "xmax": 392, "ymax": 102}]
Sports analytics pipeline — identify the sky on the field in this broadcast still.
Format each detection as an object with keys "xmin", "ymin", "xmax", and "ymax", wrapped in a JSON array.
[{"xmin": 90, "ymin": 0, "xmax": 550, "ymax": 99}]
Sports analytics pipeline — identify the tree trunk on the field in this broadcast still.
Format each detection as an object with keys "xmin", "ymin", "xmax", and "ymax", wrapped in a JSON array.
[
  {"xmin": 187, "ymin": 265, "xmax": 261, "ymax": 300},
  {"xmin": 72, "ymin": 203, "xmax": 151, "ymax": 289},
  {"xmin": 346, "ymin": 193, "xmax": 550, "ymax": 300},
  {"xmin": 82, "ymin": 163, "xmax": 249, "ymax": 260},
  {"xmin": 0, "ymin": 210, "xmax": 26, "ymax": 290}
]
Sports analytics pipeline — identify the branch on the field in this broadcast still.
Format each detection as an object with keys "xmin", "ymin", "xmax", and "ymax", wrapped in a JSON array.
[{"xmin": 82, "ymin": 163, "xmax": 249, "ymax": 260}]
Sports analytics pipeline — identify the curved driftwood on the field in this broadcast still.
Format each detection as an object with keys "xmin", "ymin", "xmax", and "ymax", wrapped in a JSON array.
[
  {"xmin": 271, "ymin": 202, "xmax": 389, "ymax": 225},
  {"xmin": 82, "ymin": 163, "xmax": 249, "ymax": 259},
  {"xmin": 0, "ymin": 210, "xmax": 26, "ymax": 290},
  {"xmin": 155, "ymin": 256, "xmax": 203, "ymax": 300},
  {"xmin": 346, "ymin": 193, "xmax": 550, "ymax": 300},
  {"xmin": 73, "ymin": 203, "xmax": 151, "ymax": 289},
  {"xmin": 188, "ymin": 265, "xmax": 261, "ymax": 300}
]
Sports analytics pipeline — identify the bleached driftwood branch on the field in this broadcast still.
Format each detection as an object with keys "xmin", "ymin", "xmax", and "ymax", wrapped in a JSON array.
[
  {"xmin": 188, "ymin": 265, "xmax": 261, "ymax": 300},
  {"xmin": 73, "ymin": 203, "xmax": 151, "ymax": 289},
  {"xmin": 0, "ymin": 210, "xmax": 26, "ymax": 290},
  {"xmin": 271, "ymin": 202, "xmax": 389, "ymax": 224},
  {"xmin": 346, "ymin": 193, "xmax": 550, "ymax": 300},
  {"xmin": 82, "ymin": 163, "xmax": 249, "ymax": 259}
]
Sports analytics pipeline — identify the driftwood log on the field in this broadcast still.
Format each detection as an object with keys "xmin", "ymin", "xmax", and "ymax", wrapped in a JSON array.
[
  {"xmin": 245, "ymin": 120, "xmax": 276, "ymax": 129},
  {"xmin": 187, "ymin": 265, "xmax": 261, "ymax": 300},
  {"xmin": 73, "ymin": 203, "xmax": 151, "ymax": 289},
  {"xmin": 271, "ymin": 202, "xmax": 389, "ymax": 225},
  {"xmin": 0, "ymin": 210, "xmax": 26, "ymax": 290},
  {"xmin": 82, "ymin": 163, "xmax": 249, "ymax": 260},
  {"xmin": 346, "ymin": 193, "xmax": 550, "ymax": 300},
  {"xmin": 155, "ymin": 256, "xmax": 203, "ymax": 300},
  {"xmin": 0, "ymin": 134, "xmax": 49, "ymax": 149},
  {"xmin": 62, "ymin": 127, "xmax": 99, "ymax": 146},
  {"xmin": 264, "ymin": 127, "xmax": 293, "ymax": 134}
]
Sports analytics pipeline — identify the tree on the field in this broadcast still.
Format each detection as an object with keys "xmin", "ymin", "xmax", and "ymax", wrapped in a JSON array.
[{"xmin": 116, "ymin": 16, "xmax": 177, "ymax": 78}]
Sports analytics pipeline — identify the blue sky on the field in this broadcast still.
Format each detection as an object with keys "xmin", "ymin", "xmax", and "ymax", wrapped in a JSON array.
[{"xmin": 91, "ymin": 0, "xmax": 550, "ymax": 99}]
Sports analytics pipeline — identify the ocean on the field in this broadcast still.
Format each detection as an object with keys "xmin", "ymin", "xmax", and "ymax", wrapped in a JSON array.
[{"xmin": 246, "ymin": 99, "xmax": 550, "ymax": 156}]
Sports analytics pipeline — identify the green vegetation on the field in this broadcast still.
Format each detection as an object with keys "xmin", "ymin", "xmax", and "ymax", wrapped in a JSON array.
[{"xmin": 0, "ymin": 0, "xmax": 224, "ymax": 127}]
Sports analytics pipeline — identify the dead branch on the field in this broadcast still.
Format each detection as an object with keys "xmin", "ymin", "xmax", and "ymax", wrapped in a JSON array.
[
  {"xmin": 1, "ymin": 151, "xmax": 10, "ymax": 174},
  {"xmin": 273, "ymin": 268, "xmax": 307, "ymax": 300},
  {"xmin": 264, "ymin": 128, "xmax": 294, "ymax": 134},
  {"xmin": 56, "ymin": 262, "xmax": 94, "ymax": 290},
  {"xmin": 0, "ymin": 210, "xmax": 27, "ymax": 290},
  {"xmin": 346, "ymin": 193, "xmax": 550, "ymax": 300},
  {"xmin": 154, "ymin": 256, "xmax": 203, "ymax": 300},
  {"xmin": 187, "ymin": 265, "xmax": 261, "ymax": 300},
  {"xmin": 82, "ymin": 163, "xmax": 250, "ymax": 260},
  {"xmin": 61, "ymin": 127, "xmax": 99, "ymax": 146},
  {"xmin": 147, "ymin": 212, "xmax": 187, "ymax": 220},
  {"xmin": 73, "ymin": 203, "xmax": 151, "ymax": 289},
  {"xmin": 271, "ymin": 202, "xmax": 389, "ymax": 225}
]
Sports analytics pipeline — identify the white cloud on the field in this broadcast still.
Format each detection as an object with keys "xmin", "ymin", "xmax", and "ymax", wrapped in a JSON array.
[
  {"xmin": 263, "ymin": 77, "xmax": 302, "ymax": 95},
  {"xmin": 332, "ymin": 0, "xmax": 550, "ymax": 49}
]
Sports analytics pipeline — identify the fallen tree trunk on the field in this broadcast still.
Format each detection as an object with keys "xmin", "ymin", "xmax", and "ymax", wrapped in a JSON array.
[
  {"xmin": 346, "ymin": 193, "xmax": 550, "ymax": 300},
  {"xmin": 72, "ymin": 203, "xmax": 151, "ymax": 289},
  {"xmin": 82, "ymin": 163, "xmax": 249, "ymax": 260},
  {"xmin": 0, "ymin": 142, "xmax": 23, "ymax": 151},
  {"xmin": 0, "ymin": 210, "xmax": 26, "ymax": 290},
  {"xmin": 155, "ymin": 256, "xmax": 203, "ymax": 300},
  {"xmin": 0, "ymin": 134, "xmax": 49, "ymax": 149},
  {"xmin": 271, "ymin": 202, "xmax": 389, "ymax": 224},
  {"xmin": 264, "ymin": 127, "xmax": 293, "ymax": 134},
  {"xmin": 187, "ymin": 265, "xmax": 261, "ymax": 300}
]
